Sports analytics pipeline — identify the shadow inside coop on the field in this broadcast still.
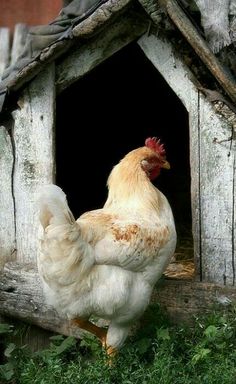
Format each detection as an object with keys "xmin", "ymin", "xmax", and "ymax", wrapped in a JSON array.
[{"xmin": 56, "ymin": 41, "xmax": 194, "ymax": 280}]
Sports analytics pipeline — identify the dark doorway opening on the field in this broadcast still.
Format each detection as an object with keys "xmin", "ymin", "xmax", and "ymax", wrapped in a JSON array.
[{"xmin": 56, "ymin": 41, "xmax": 193, "ymax": 273}]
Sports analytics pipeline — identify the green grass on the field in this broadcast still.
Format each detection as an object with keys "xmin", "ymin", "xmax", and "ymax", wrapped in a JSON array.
[{"xmin": 1, "ymin": 304, "xmax": 236, "ymax": 384}]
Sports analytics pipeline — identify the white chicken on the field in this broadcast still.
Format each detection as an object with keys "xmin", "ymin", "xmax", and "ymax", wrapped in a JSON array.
[{"xmin": 38, "ymin": 137, "xmax": 176, "ymax": 356}]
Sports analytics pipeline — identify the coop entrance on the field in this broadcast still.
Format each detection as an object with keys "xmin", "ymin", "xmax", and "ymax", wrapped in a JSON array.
[{"xmin": 56, "ymin": 41, "xmax": 194, "ymax": 280}]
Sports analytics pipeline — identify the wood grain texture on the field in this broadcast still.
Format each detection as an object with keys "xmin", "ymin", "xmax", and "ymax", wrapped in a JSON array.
[
  {"xmin": 0, "ymin": 0, "xmax": 133, "ymax": 94},
  {"xmin": 199, "ymin": 97, "xmax": 235, "ymax": 285},
  {"xmin": 0, "ymin": 126, "xmax": 16, "ymax": 270},
  {"xmin": 0, "ymin": 27, "xmax": 10, "ymax": 79},
  {"xmin": 138, "ymin": 33, "xmax": 201, "ymax": 273},
  {"xmin": 0, "ymin": 263, "xmax": 85, "ymax": 338},
  {"xmin": 11, "ymin": 24, "xmax": 29, "ymax": 65},
  {"xmin": 153, "ymin": 278, "xmax": 236, "ymax": 323},
  {"xmin": 138, "ymin": 33, "xmax": 236, "ymax": 285},
  {"xmin": 1, "ymin": 263, "xmax": 236, "ymax": 331},
  {"xmin": 13, "ymin": 64, "xmax": 56, "ymax": 265},
  {"xmin": 194, "ymin": 0, "xmax": 230, "ymax": 53},
  {"xmin": 56, "ymin": 11, "xmax": 148, "ymax": 93}
]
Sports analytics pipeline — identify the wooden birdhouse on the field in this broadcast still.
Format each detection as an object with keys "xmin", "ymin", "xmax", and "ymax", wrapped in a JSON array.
[{"xmin": 0, "ymin": 0, "xmax": 236, "ymax": 335}]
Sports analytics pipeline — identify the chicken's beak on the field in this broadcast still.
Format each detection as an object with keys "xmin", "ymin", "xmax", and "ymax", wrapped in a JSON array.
[{"xmin": 161, "ymin": 160, "xmax": 171, "ymax": 170}]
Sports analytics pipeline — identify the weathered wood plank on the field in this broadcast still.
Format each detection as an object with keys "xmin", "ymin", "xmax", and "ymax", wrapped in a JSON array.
[
  {"xmin": 194, "ymin": 0, "xmax": 230, "ymax": 53},
  {"xmin": 1, "ymin": 263, "xmax": 236, "ymax": 331},
  {"xmin": 138, "ymin": 33, "xmax": 236, "ymax": 285},
  {"xmin": 137, "ymin": 34, "xmax": 200, "ymax": 274},
  {"xmin": 137, "ymin": 34, "xmax": 198, "ymax": 112},
  {"xmin": 199, "ymin": 99, "xmax": 235, "ymax": 285},
  {"xmin": 13, "ymin": 64, "xmax": 56, "ymax": 265},
  {"xmin": 0, "ymin": 0, "xmax": 133, "ymax": 94},
  {"xmin": 0, "ymin": 263, "xmax": 83, "ymax": 338},
  {"xmin": 56, "ymin": 11, "xmax": 148, "ymax": 93},
  {"xmin": 157, "ymin": 0, "xmax": 236, "ymax": 105},
  {"xmin": 0, "ymin": 27, "xmax": 10, "ymax": 79},
  {"xmin": 153, "ymin": 278, "xmax": 236, "ymax": 323},
  {"xmin": 234, "ymin": 136, "xmax": 236, "ymax": 283},
  {"xmin": 0, "ymin": 126, "xmax": 16, "ymax": 270},
  {"xmin": 11, "ymin": 23, "xmax": 29, "ymax": 65}
]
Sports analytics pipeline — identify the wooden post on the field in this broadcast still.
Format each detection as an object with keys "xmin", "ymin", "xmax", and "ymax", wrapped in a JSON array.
[
  {"xmin": 138, "ymin": 34, "xmax": 235, "ymax": 285},
  {"xmin": 13, "ymin": 64, "xmax": 56, "ymax": 265}
]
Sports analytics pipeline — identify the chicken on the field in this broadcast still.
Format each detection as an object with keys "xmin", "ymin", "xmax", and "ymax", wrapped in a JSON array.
[{"xmin": 37, "ymin": 137, "xmax": 177, "ymax": 357}]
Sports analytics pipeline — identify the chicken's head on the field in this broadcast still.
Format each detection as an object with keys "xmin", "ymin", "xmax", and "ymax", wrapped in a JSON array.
[{"xmin": 141, "ymin": 137, "xmax": 170, "ymax": 180}]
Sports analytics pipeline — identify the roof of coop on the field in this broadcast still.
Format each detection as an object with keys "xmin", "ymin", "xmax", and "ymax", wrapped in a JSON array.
[{"xmin": 0, "ymin": 0, "xmax": 236, "ymax": 114}]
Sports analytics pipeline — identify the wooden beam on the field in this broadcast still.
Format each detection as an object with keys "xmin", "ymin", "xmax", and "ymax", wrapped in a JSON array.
[
  {"xmin": 13, "ymin": 64, "xmax": 56, "ymax": 265},
  {"xmin": 1, "ymin": 263, "xmax": 236, "ymax": 332},
  {"xmin": 0, "ymin": 263, "xmax": 81, "ymax": 338},
  {"xmin": 0, "ymin": 0, "xmax": 133, "ymax": 95},
  {"xmin": 161, "ymin": 0, "xmax": 236, "ymax": 105},
  {"xmin": 56, "ymin": 11, "xmax": 149, "ymax": 93},
  {"xmin": 138, "ymin": 0, "xmax": 236, "ymax": 106},
  {"xmin": 153, "ymin": 278, "xmax": 236, "ymax": 323}
]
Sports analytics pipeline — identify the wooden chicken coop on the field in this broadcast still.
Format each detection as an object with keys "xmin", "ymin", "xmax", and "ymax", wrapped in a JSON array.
[{"xmin": 0, "ymin": 0, "xmax": 236, "ymax": 337}]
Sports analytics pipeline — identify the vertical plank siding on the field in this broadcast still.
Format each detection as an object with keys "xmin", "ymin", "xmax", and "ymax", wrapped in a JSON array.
[
  {"xmin": 138, "ymin": 34, "xmax": 235, "ymax": 285},
  {"xmin": 0, "ymin": 27, "xmax": 10, "ymax": 79},
  {"xmin": 137, "ymin": 34, "xmax": 201, "ymax": 275},
  {"xmin": 188, "ymin": 92, "xmax": 201, "ymax": 279},
  {"xmin": 0, "ymin": 126, "xmax": 16, "ymax": 269},
  {"xmin": 13, "ymin": 64, "xmax": 55, "ymax": 265},
  {"xmin": 10, "ymin": 23, "xmax": 29, "ymax": 65},
  {"xmin": 0, "ymin": 27, "xmax": 15, "ymax": 270},
  {"xmin": 199, "ymin": 99, "xmax": 236, "ymax": 285}
]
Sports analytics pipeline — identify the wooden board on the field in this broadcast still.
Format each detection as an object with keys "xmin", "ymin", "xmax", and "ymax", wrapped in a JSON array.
[
  {"xmin": 0, "ymin": 126, "xmax": 16, "ymax": 269},
  {"xmin": 13, "ymin": 64, "xmax": 56, "ymax": 265},
  {"xmin": 0, "ymin": 263, "xmax": 83, "ymax": 338},
  {"xmin": 56, "ymin": 11, "xmax": 148, "ymax": 93},
  {"xmin": 199, "ymin": 98, "xmax": 236, "ymax": 285},
  {"xmin": 11, "ymin": 24, "xmax": 29, "ymax": 65},
  {"xmin": 1, "ymin": 263, "xmax": 236, "ymax": 332},
  {"xmin": 0, "ymin": 27, "xmax": 10, "ymax": 79},
  {"xmin": 137, "ymin": 34, "xmax": 201, "ymax": 273},
  {"xmin": 138, "ymin": 34, "xmax": 235, "ymax": 285}
]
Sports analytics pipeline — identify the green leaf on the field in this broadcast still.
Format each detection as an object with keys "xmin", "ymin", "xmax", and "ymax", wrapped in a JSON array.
[
  {"xmin": 54, "ymin": 336, "xmax": 76, "ymax": 355},
  {"xmin": 0, "ymin": 363, "xmax": 15, "ymax": 381},
  {"xmin": 204, "ymin": 325, "xmax": 218, "ymax": 340},
  {"xmin": 0, "ymin": 324, "xmax": 13, "ymax": 334},
  {"xmin": 49, "ymin": 335, "xmax": 65, "ymax": 343},
  {"xmin": 4, "ymin": 343, "xmax": 16, "ymax": 358},
  {"xmin": 192, "ymin": 348, "xmax": 211, "ymax": 364},
  {"xmin": 135, "ymin": 337, "xmax": 151, "ymax": 354},
  {"xmin": 156, "ymin": 328, "xmax": 170, "ymax": 341}
]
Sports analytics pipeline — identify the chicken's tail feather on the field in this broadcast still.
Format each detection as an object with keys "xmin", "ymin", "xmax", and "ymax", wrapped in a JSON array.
[
  {"xmin": 37, "ymin": 184, "xmax": 94, "ymax": 292},
  {"xmin": 38, "ymin": 184, "xmax": 75, "ymax": 229}
]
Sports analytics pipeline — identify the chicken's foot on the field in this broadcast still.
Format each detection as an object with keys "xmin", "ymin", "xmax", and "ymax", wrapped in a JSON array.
[
  {"xmin": 71, "ymin": 318, "xmax": 118, "ymax": 363},
  {"xmin": 71, "ymin": 318, "xmax": 107, "ymax": 345}
]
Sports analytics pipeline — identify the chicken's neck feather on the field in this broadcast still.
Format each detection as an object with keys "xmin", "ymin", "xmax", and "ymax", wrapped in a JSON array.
[{"xmin": 104, "ymin": 149, "xmax": 162, "ymax": 213}]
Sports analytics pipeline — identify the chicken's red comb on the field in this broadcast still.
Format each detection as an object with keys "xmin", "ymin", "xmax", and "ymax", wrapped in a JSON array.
[{"xmin": 145, "ymin": 137, "xmax": 166, "ymax": 157}]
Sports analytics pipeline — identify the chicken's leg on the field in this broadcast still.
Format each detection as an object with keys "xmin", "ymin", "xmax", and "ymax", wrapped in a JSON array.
[
  {"xmin": 71, "ymin": 318, "xmax": 118, "ymax": 362},
  {"xmin": 71, "ymin": 318, "xmax": 107, "ymax": 346}
]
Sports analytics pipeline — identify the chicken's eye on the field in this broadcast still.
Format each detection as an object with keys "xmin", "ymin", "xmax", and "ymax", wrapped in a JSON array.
[{"xmin": 141, "ymin": 159, "xmax": 149, "ymax": 170}]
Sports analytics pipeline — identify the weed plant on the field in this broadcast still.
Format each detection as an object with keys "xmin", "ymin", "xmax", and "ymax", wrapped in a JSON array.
[{"xmin": 1, "ymin": 304, "xmax": 236, "ymax": 384}]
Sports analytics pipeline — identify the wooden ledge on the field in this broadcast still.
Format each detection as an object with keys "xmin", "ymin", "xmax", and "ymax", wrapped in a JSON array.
[{"xmin": 0, "ymin": 262, "xmax": 236, "ymax": 335}]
